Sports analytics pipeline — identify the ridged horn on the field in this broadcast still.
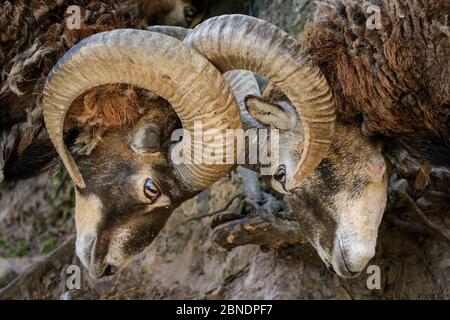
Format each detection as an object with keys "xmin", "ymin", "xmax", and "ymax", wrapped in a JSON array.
[
  {"xmin": 148, "ymin": 25, "xmax": 262, "ymax": 128},
  {"xmin": 223, "ymin": 70, "xmax": 262, "ymax": 128},
  {"xmin": 184, "ymin": 15, "xmax": 336, "ymax": 191},
  {"xmin": 147, "ymin": 25, "xmax": 192, "ymax": 41},
  {"xmin": 43, "ymin": 29, "xmax": 241, "ymax": 191}
]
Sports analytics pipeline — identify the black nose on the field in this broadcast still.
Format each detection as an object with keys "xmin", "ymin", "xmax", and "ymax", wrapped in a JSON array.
[
  {"xmin": 102, "ymin": 264, "xmax": 117, "ymax": 277},
  {"xmin": 274, "ymin": 165, "xmax": 286, "ymax": 184},
  {"xmin": 346, "ymin": 270, "xmax": 359, "ymax": 277}
]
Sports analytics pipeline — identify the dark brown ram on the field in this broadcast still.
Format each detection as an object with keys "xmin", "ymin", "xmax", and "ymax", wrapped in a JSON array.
[{"xmin": 193, "ymin": 1, "xmax": 449, "ymax": 277}]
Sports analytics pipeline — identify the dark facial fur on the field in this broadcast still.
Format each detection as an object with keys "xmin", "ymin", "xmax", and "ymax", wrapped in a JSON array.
[{"xmin": 254, "ymin": 85, "xmax": 387, "ymax": 277}]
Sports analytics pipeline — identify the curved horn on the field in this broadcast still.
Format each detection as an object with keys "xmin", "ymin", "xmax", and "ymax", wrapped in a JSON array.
[
  {"xmin": 43, "ymin": 29, "xmax": 241, "ymax": 190},
  {"xmin": 147, "ymin": 26, "xmax": 262, "ymax": 128},
  {"xmin": 223, "ymin": 70, "xmax": 262, "ymax": 128},
  {"xmin": 184, "ymin": 15, "xmax": 336, "ymax": 191},
  {"xmin": 147, "ymin": 25, "xmax": 192, "ymax": 41}
]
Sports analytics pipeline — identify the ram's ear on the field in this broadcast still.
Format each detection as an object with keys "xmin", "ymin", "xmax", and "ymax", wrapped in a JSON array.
[
  {"xmin": 244, "ymin": 95, "xmax": 297, "ymax": 130},
  {"xmin": 130, "ymin": 122, "xmax": 162, "ymax": 154}
]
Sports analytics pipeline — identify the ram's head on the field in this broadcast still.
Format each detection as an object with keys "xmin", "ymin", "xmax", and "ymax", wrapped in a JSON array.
[
  {"xmin": 243, "ymin": 84, "xmax": 387, "ymax": 277},
  {"xmin": 42, "ymin": 30, "xmax": 244, "ymax": 278}
]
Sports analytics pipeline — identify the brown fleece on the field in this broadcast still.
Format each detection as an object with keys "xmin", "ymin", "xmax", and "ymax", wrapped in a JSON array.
[
  {"xmin": 0, "ymin": 0, "xmax": 197, "ymax": 158},
  {"xmin": 300, "ymin": 0, "xmax": 449, "ymax": 139}
]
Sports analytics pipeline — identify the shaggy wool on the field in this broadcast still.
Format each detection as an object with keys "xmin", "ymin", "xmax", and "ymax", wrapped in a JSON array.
[{"xmin": 300, "ymin": 0, "xmax": 450, "ymax": 168}]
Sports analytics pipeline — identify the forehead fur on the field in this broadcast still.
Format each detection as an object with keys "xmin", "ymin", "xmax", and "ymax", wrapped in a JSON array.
[
  {"xmin": 262, "ymin": 82, "xmax": 292, "ymax": 105},
  {"xmin": 71, "ymin": 91, "xmax": 180, "ymax": 156},
  {"xmin": 327, "ymin": 123, "xmax": 382, "ymax": 182},
  {"xmin": 67, "ymin": 85, "xmax": 178, "ymax": 130},
  {"xmin": 77, "ymin": 131, "xmax": 167, "ymax": 197}
]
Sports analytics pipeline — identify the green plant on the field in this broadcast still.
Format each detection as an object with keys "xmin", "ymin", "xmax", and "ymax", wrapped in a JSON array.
[
  {"xmin": 0, "ymin": 235, "xmax": 29, "ymax": 257},
  {"xmin": 41, "ymin": 237, "xmax": 56, "ymax": 254}
]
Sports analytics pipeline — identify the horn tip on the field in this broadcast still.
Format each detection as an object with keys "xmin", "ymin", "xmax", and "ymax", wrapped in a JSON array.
[{"xmin": 73, "ymin": 176, "xmax": 86, "ymax": 189}]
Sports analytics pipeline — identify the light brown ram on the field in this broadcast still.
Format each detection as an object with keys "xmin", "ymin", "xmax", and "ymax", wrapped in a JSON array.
[
  {"xmin": 183, "ymin": 0, "xmax": 449, "ymax": 278},
  {"xmin": 152, "ymin": 0, "xmax": 449, "ymax": 277}
]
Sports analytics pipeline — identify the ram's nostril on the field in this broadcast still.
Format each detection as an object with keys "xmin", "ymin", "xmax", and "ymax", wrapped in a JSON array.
[
  {"xmin": 103, "ymin": 264, "xmax": 117, "ymax": 277},
  {"xmin": 274, "ymin": 165, "xmax": 286, "ymax": 184},
  {"xmin": 327, "ymin": 264, "xmax": 336, "ymax": 274}
]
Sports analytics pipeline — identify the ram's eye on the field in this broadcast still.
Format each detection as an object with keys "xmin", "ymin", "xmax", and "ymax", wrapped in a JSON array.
[
  {"xmin": 144, "ymin": 179, "xmax": 161, "ymax": 203},
  {"xmin": 184, "ymin": 6, "xmax": 197, "ymax": 24},
  {"xmin": 274, "ymin": 165, "xmax": 286, "ymax": 184}
]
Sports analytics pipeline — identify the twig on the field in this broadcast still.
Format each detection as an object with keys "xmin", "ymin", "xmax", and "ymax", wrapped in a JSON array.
[
  {"xmin": 181, "ymin": 194, "xmax": 244, "ymax": 224},
  {"xmin": 385, "ymin": 214, "xmax": 429, "ymax": 236},
  {"xmin": 401, "ymin": 192, "xmax": 450, "ymax": 242},
  {"xmin": 203, "ymin": 263, "xmax": 250, "ymax": 298}
]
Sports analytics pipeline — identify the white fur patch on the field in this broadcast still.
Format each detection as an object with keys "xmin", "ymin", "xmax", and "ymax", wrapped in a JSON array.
[
  {"xmin": 333, "ymin": 174, "xmax": 388, "ymax": 272},
  {"xmin": 75, "ymin": 192, "xmax": 103, "ymax": 268}
]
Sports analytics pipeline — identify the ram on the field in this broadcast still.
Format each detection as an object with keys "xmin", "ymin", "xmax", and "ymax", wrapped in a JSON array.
[
  {"xmin": 0, "ymin": 0, "xmax": 219, "ymax": 280},
  {"xmin": 179, "ymin": 1, "xmax": 448, "ymax": 277},
  {"xmin": 210, "ymin": 83, "xmax": 388, "ymax": 278}
]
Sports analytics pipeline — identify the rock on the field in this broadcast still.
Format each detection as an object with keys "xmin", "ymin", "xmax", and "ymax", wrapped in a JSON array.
[
  {"xmin": 0, "ymin": 258, "xmax": 18, "ymax": 288},
  {"xmin": 251, "ymin": 0, "xmax": 314, "ymax": 36}
]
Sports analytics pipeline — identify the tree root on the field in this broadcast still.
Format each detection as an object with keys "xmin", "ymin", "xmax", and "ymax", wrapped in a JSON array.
[
  {"xmin": 181, "ymin": 194, "xmax": 245, "ymax": 224},
  {"xmin": 208, "ymin": 167, "xmax": 305, "ymax": 252},
  {"xmin": 210, "ymin": 210, "xmax": 306, "ymax": 251},
  {"xmin": 402, "ymin": 191, "xmax": 450, "ymax": 242},
  {"xmin": 389, "ymin": 176, "xmax": 450, "ymax": 243},
  {"xmin": 385, "ymin": 214, "xmax": 429, "ymax": 236}
]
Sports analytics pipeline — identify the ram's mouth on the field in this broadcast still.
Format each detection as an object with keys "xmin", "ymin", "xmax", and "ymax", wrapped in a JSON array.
[
  {"xmin": 334, "ymin": 235, "xmax": 361, "ymax": 278},
  {"xmin": 76, "ymin": 235, "xmax": 113, "ymax": 279},
  {"xmin": 313, "ymin": 235, "xmax": 362, "ymax": 278},
  {"xmin": 75, "ymin": 235, "xmax": 95, "ymax": 270},
  {"xmin": 89, "ymin": 252, "xmax": 114, "ymax": 279}
]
